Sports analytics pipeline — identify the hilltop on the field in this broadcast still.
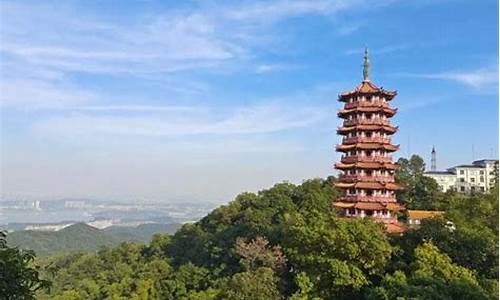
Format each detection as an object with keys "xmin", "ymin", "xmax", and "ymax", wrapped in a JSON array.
[{"xmin": 7, "ymin": 222, "xmax": 181, "ymax": 256}]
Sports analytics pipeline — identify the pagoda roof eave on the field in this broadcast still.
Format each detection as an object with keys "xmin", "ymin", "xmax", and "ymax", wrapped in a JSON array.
[
  {"xmin": 337, "ymin": 125, "xmax": 398, "ymax": 134},
  {"xmin": 338, "ymin": 81, "xmax": 397, "ymax": 101},
  {"xmin": 333, "ymin": 201, "xmax": 405, "ymax": 211},
  {"xmin": 335, "ymin": 181, "xmax": 402, "ymax": 190},
  {"xmin": 335, "ymin": 162, "xmax": 400, "ymax": 170},
  {"xmin": 336, "ymin": 143, "xmax": 400, "ymax": 152},
  {"xmin": 338, "ymin": 107, "xmax": 397, "ymax": 117}
]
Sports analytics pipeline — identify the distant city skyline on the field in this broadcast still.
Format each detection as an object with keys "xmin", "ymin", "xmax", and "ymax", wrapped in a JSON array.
[{"xmin": 1, "ymin": 0, "xmax": 498, "ymax": 202}]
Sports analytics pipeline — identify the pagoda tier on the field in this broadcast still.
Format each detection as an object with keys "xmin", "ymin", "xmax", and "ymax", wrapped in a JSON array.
[
  {"xmin": 337, "ymin": 124, "xmax": 398, "ymax": 135},
  {"xmin": 332, "ymin": 48, "xmax": 404, "ymax": 232}
]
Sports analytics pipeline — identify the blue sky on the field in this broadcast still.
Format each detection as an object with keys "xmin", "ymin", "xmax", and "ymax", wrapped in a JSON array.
[{"xmin": 1, "ymin": 0, "xmax": 498, "ymax": 202}]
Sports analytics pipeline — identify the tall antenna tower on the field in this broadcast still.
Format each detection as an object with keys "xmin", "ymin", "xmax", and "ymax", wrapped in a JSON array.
[{"xmin": 431, "ymin": 146, "xmax": 436, "ymax": 171}]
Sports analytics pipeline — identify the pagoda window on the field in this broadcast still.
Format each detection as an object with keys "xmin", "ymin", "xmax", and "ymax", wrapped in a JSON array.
[
  {"xmin": 366, "ymin": 150, "xmax": 372, "ymax": 156},
  {"xmin": 366, "ymin": 113, "xmax": 372, "ymax": 119},
  {"xmin": 348, "ymin": 208, "xmax": 356, "ymax": 215},
  {"xmin": 366, "ymin": 190, "xmax": 373, "ymax": 196},
  {"xmin": 366, "ymin": 132, "xmax": 372, "ymax": 138},
  {"xmin": 365, "ymin": 210, "xmax": 373, "ymax": 216}
]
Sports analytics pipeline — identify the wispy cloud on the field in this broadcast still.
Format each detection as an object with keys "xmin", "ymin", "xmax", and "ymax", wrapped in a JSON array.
[
  {"xmin": 419, "ymin": 68, "xmax": 498, "ymax": 89},
  {"xmin": 225, "ymin": 0, "xmax": 350, "ymax": 23},
  {"xmin": 254, "ymin": 63, "xmax": 301, "ymax": 73},
  {"xmin": 1, "ymin": 79, "xmax": 98, "ymax": 109},
  {"xmin": 345, "ymin": 43, "xmax": 412, "ymax": 55},
  {"xmin": 69, "ymin": 105, "xmax": 200, "ymax": 112},
  {"xmin": 33, "ymin": 102, "xmax": 328, "ymax": 137},
  {"xmin": 336, "ymin": 23, "xmax": 362, "ymax": 36},
  {"xmin": 396, "ymin": 67, "xmax": 498, "ymax": 90}
]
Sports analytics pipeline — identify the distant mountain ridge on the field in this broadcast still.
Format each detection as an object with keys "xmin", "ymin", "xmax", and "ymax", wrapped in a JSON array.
[{"xmin": 6, "ymin": 222, "xmax": 181, "ymax": 256}]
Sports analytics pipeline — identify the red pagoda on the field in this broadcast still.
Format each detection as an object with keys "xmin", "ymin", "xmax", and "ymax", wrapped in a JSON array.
[{"xmin": 333, "ymin": 48, "xmax": 405, "ymax": 233}]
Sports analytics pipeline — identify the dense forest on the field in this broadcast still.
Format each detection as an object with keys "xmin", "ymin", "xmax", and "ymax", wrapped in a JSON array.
[{"xmin": 1, "ymin": 155, "xmax": 498, "ymax": 300}]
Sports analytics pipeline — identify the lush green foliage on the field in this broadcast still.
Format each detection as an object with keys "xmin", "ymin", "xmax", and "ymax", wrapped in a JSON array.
[
  {"xmin": 0, "ymin": 231, "xmax": 50, "ymax": 299},
  {"xmin": 395, "ymin": 155, "xmax": 447, "ymax": 210},
  {"xmin": 5, "ymin": 165, "xmax": 497, "ymax": 299}
]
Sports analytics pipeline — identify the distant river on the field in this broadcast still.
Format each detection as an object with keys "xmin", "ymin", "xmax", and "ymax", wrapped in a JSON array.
[{"xmin": 0, "ymin": 209, "xmax": 93, "ymax": 224}]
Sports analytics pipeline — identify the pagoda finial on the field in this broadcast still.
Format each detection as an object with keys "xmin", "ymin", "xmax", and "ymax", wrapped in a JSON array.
[{"xmin": 363, "ymin": 47, "xmax": 370, "ymax": 81}]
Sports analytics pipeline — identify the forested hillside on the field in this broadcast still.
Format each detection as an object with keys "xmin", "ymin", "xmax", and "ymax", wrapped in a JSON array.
[
  {"xmin": 7, "ymin": 223, "xmax": 181, "ymax": 256},
  {"xmin": 31, "ymin": 174, "xmax": 498, "ymax": 300}
]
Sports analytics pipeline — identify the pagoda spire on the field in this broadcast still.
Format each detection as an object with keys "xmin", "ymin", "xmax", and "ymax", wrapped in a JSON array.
[{"xmin": 363, "ymin": 47, "xmax": 370, "ymax": 81}]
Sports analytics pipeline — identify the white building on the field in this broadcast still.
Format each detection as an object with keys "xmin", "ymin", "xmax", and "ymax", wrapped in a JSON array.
[{"xmin": 424, "ymin": 159, "xmax": 498, "ymax": 193}]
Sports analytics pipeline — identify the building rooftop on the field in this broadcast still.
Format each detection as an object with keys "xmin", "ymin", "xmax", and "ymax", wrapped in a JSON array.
[
  {"xmin": 451, "ymin": 164, "xmax": 484, "ymax": 169},
  {"xmin": 424, "ymin": 171, "xmax": 454, "ymax": 175},
  {"xmin": 473, "ymin": 159, "xmax": 499, "ymax": 165},
  {"xmin": 407, "ymin": 210, "xmax": 444, "ymax": 219}
]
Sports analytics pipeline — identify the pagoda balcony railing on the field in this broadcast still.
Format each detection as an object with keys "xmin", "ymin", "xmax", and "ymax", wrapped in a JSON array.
[
  {"xmin": 342, "ymin": 214, "xmax": 398, "ymax": 224},
  {"xmin": 344, "ymin": 100, "xmax": 388, "ymax": 109},
  {"xmin": 341, "ymin": 174, "xmax": 395, "ymax": 182},
  {"xmin": 341, "ymin": 155, "xmax": 393, "ymax": 163},
  {"xmin": 344, "ymin": 118, "xmax": 390, "ymax": 126},
  {"xmin": 342, "ymin": 136, "xmax": 391, "ymax": 144},
  {"xmin": 338, "ymin": 195, "xmax": 397, "ymax": 203}
]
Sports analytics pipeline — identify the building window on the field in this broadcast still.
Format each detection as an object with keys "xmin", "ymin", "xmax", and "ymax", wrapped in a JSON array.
[
  {"xmin": 470, "ymin": 178, "xmax": 475, "ymax": 183},
  {"xmin": 459, "ymin": 178, "xmax": 465, "ymax": 182},
  {"xmin": 480, "ymin": 177, "xmax": 484, "ymax": 182},
  {"xmin": 460, "ymin": 170, "xmax": 464, "ymax": 175},
  {"xmin": 480, "ymin": 170, "xmax": 484, "ymax": 175},
  {"xmin": 471, "ymin": 187, "xmax": 476, "ymax": 192},
  {"xmin": 480, "ymin": 187, "xmax": 485, "ymax": 192},
  {"xmin": 460, "ymin": 186, "xmax": 465, "ymax": 192}
]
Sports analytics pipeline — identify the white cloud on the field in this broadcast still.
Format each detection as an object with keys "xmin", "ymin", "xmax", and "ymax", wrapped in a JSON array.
[
  {"xmin": 254, "ymin": 63, "xmax": 301, "ymax": 73},
  {"xmin": 345, "ymin": 43, "xmax": 412, "ymax": 55},
  {"xmin": 336, "ymin": 23, "xmax": 362, "ymax": 36},
  {"xmin": 32, "ymin": 103, "xmax": 328, "ymax": 137},
  {"xmin": 420, "ymin": 68, "xmax": 498, "ymax": 90},
  {"xmin": 394, "ymin": 67, "xmax": 499, "ymax": 91},
  {"xmin": 0, "ymin": 79, "xmax": 98, "ymax": 109},
  {"xmin": 226, "ymin": 0, "xmax": 348, "ymax": 22}
]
